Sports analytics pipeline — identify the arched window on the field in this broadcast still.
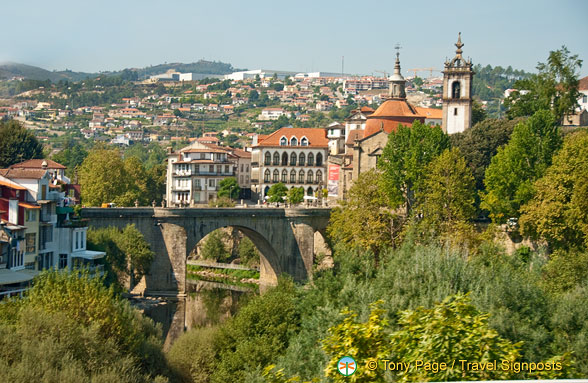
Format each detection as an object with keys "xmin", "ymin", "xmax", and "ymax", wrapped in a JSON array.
[
  {"xmin": 281, "ymin": 169, "xmax": 287, "ymax": 183},
  {"xmin": 281, "ymin": 152, "xmax": 288, "ymax": 166},
  {"xmin": 290, "ymin": 152, "xmax": 297, "ymax": 166},
  {"xmin": 290, "ymin": 169, "xmax": 296, "ymax": 183},
  {"xmin": 280, "ymin": 136, "xmax": 287, "ymax": 146},
  {"xmin": 264, "ymin": 186, "xmax": 270, "ymax": 197},
  {"xmin": 316, "ymin": 152, "xmax": 323, "ymax": 166},
  {"xmin": 264, "ymin": 169, "xmax": 270, "ymax": 182},
  {"xmin": 264, "ymin": 152, "xmax": 271, "ymax": 165},
  {"xmin": 316, "ymin": 170, "xmax": 322, "ymax": 183},
  {"xmin": 273, "ymin": 152, "xmax": 280, "ymax": 165},
  {"xmin": 452, "ymin": 81, "xmax": 461, "ymax": 99},
  {"xmin": 273, "ymin": 169, "xmax": 279, "ymax": 183},
  {"xmin": 307, "ymin": 187, "xmax": 313, "ymax": 196},
  {"xmin": 307, "ymin": 170, "xmax": 314, "ymax": 183},
  {"xmin": 307, "ymin": 153, "xmax": 314, "ymax": 166},
  {"xmin": 299, "ymin": 169, "xmax": 305, "ymax": 183},
  {"xmin": 290, "ymin": 136, "xmax": 298, "ymax": 146},
  {"xmin": 300, "ymin": 137, "xmax": 308, "ymax": 146},
  {"xmin": 299, "ymin": 152, "xmax": 305, "ymax": 166}
]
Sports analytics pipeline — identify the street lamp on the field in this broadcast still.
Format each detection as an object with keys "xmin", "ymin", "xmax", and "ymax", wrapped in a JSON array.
[{"xmin": 229, "ymin": 185, "xmax": 234, "ymax": 203}]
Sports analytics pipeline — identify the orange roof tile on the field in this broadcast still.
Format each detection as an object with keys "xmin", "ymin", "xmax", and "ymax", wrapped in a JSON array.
[
  {"xmin": 0, "ymin": 169, "xmax": 47, "ymax": 180},
  {"xmin": 363, "ymin": 99, "xmax": 426, "ymax": 138},
  {"xmin": 0, "ymin": 179, "xmax": 27, "ymax": 190},
  {"xmin": 19, "ymin": 202, "xmax": 40, "ymax": 209},
  {"xmin": 345, "ymin": 130, "xmax": 365, "ymax": 145},
  {"xmin": 579, "ymin": 76, "xmax": 588, "ymax": 91},
  {"xmin": 415, "ymin": 107, "xmax": 443, "ymax": 119},
  {"xmin": 254, "ymin": 127, "xmax": 328, "ymax": 148}
]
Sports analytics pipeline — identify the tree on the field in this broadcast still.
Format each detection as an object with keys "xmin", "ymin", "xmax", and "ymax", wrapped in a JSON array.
[
  {"xmin": 519, "ymin": 129, "xmax": 588, "ymax": 250},
  {"xmin": 287, "ymin": 187, "xmax": 304, "ymax": 204},
  {"xmin": 450, "ymin": 117, "xmax": 524, "ymax": 191},
  {"xmin": 415, "ymin": 148, "xmax": 476, "ymax": 240},
  {"xmin": 505, "ymin": 46, "xmax": 583, "ymax": 123},
  {"xmin": 201, "ymin": 230, "xmax": 231, "ymax": 262},
  {"xmin": 481, "ymin": 110, "xmax": 561, "ymax": 223},
  {"xmin": 378, "ymin": 121, "xmax": 450, "ymax": 215},
  {"xmin": 0, "ymin": 120, "xmax": 43, "ymax": 167},
  {"xmin": 238, "ymin": 237, "xmax": 258, "ymax": 267},
  {"xmin": 328, "ymin": 170, "xmax": 400, "ymax": 263},
  {"xmin": 322, "ymin": 301, "xmax": 391, "ymax": 383},
  {"xmin": 51, "ymin": 138, "xmax": 88, "ymax": 177},
  {"xmin": 218, "ymin": 177, "xmax": 240, "ymax": 200},
  {"xmin": 118, "ymin": 224, "xmax": 154, "ymax": 288},
  {"xmin": 389, "ymin": 294, "xmax": 521, "ymax": 382},
  {"xmin": 268, "ymin": 183, "xmax": 288, "ymax": 203},
  {"xmin": 79, "ymin": 148, "xmax": 129, "ymax": 206},
  {"xmin": 472, "ymin": 99, "xmax": 488, "ymax": 125}
]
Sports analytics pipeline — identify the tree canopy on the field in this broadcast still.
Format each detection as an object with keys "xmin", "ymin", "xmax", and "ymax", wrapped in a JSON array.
[
  {"xmin": 268, "ymin": 183, "xmax": 288, "ymax": 203},
  {"xmin": 0, "ymin": 120, "xmax": 43, "ymax": 168},
  {"xmin": 218, "ymin": 177, "xmax": 240, "ymax": 200},
  {"xmin": 505, "ymin": 46, "xmax": 583, "ymax": 122}
]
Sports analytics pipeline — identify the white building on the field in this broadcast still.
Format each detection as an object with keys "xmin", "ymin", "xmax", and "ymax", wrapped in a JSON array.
[
  {"xmin": 250, "ymin": 127, "xmax": 328, "ymax": 201},
  {"xmin": 259, "ymin": 108, "xmax": 291, "ymax": 121}
]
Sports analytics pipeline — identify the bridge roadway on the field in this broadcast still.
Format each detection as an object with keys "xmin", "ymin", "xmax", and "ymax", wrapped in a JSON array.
[{"xmin": 82, "ymin": 207, "xmax": 331, "ymax": 294}]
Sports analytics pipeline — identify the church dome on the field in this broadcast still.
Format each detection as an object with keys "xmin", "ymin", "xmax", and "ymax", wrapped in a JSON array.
[{"xmin": 363, "ymin": 99, "xmax": 425, "ymax": 138}]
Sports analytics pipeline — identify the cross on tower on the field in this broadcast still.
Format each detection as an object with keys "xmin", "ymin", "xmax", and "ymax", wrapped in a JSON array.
[{"xmin": 394, "ymin": 43, "xmax": 402, "ymax": 59}]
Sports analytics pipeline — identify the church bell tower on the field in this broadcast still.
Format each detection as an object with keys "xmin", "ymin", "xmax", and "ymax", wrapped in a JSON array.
[{"xmin": 442, "ymin": 33, "xmax": 474, "ymax": 134}]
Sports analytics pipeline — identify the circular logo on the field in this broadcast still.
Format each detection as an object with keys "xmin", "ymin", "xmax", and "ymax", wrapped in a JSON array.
[{"xmin": 337, "ymin": 356, "xmax": 357, "ymax": 376}]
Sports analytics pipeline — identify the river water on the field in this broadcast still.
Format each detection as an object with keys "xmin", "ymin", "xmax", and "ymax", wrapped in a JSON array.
[{"xmin": 141, "ymin": 280, "xmax": 254, "ymax": 350}]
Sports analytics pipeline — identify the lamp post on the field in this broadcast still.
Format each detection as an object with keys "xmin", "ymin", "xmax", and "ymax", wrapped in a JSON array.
[{"xmin": 229, "ymin": 185, "xmax": 234, "ymax": 203}]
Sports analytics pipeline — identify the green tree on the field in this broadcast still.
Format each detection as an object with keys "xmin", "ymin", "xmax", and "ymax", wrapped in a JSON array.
[
  {"xmin": 389, "ymin": 294, "xmax": 521, "ymax": 382},
  {"xmin": 287, "ymin": 187, "xmax": 304, "ymax": 204},
  {"xmin": 51, "ymin": 139, "xmax": 88, "ymax": 177},
  {"xmin": 0, "ymin": 120, "xmax": 43, "ymax": 167},
  {"xmin": 481, "ymin": 110, "xmax": 561, "ymax": 223},
  {"xmin": 378, "ymin": 121, "xmax": 450, "ymax": 215},
  {"xmin": 201, "ymin": 230, "xmax": 231, "ymax": 262},
  {"xmin": 450, "ymin": 117, "xmax": 524, "ymax": 191},
  {"xmin": 218, "ymin": 177, "xmax": 240, "ymax": 200},
  {"xmin": 118, "ymin": 224, "xmax": 154, "ymax": 288},
  {"xmin": 519, "ymin": 129, "xmax": 588, "ymax": 250},
  {"xmin": 505, "ymin": 46, "xmax": 583, "ymax": 123},
  {"xmin": 472, "ymin": 99, "xmax": 488, "ymax": 125},
  {"xmin": 238, "ymin": 236, "xmax": 258, "ymax": 267},
  {"xmin": 328, "ymin": 170, "xmax": 400, "ymax": 263},
  {"xmin": 414, "ymin": 148, "xmax": 476, "ymax": 240},
  {"xmin": 79, "ymin": 148, "xmax": 129, "ymax": 206},
  {"xmin": 268, "ymin": 182, "xmax": 288, "ymax": 203},
  {"xmin": 167, "ymin": 326, "xmax": 218, "ymax": 383},
  {"xmin": 322, "ymin": 301, "xmax": 392, "ymax": 383}
]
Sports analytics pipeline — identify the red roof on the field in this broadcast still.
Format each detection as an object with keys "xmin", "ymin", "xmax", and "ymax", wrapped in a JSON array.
[
  {"xmin": 345, "ymin": 130, "xmax": 365, "ymax": 145},
  {"xmin": 363, "ymin": 99, "xmax": 425, "ymax": 138},
  {"xmin": 0, "ymin": 169, "xmax": 48, "ymax": 180},
  {"xmin": 254, "ymin": 127, "xmax": 328, "ymax": 148},
  {"xmin": 10, "ymin": 159, "xmax": 66, "ymax": 170},
  {"xmin": 579, "ymin": 76, "xmax": 588, "ymax": 91}
]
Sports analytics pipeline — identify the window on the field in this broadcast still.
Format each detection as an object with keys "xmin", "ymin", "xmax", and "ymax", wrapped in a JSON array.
[
  {"xmin": 454, "ymin": 108, "xmax": 458, "ymax": 116},
  {"xmin": 59, "ymin": 254, "xmax": 68, "ymax": 270},
  {"xmin": 273, "ymin": 152, "xmax": 280, "ymax": 165},
  {"xmin": 246, "ymin": 176, "xmax": 249, "ymax": 184},
  {"xmin": 81, "ymin": 231, "xmax": 85, "ymax": 249},
  {"xmin": 10, "ymin": 246, "xmax": 24, "ymax": 269},
  {"xmin": 26, "ymin": 233, "xmax": 36, "ymax": 253},
  {"xmin": 40, "ymin": 226, "xmax": 53, "ymax": 250},
  {"xmin": 452, "ymin": 81, "xmax": 461, "ymax": 99},
  {"xmin": 290, "ymin": 170, "xmax": 296, "ymax": 183},
  {"xmin": 290, "ymin": 152, "xmax": 297, "ymax": 166},
  {"xmin": 264, "ymin": 169, "xmax": 270, "ymax": 182},
  {"xmin": 194, "ymin": 179, "xmax": 201, "ymax": 188},
  {"xmin": 241, "ymin": 164, "xmax": 244, "ymax": 172},
  {"xmin": 316, "ymin": 153, "xmax": 323, "ymax": 166},
  {"xmin": 290, "ymin": 136, "xmax": 298, "ymax": 146},
  {"xmin": 281, "ymin": 169, "xmax": 287, "ymax": 183},
  {"xmin": 246, "ymin": 164, "xmax": 249, "ymax": 172},
  {"xmin": 299, "ymin": 170, "xmax": 305, "ymax": 183},
  {"xmin": 301, "ymin": 137, "xmax": 308, "ymax": 146},
  {"xmin": 280, "ymin": 136, "xmax": 287, "ymax": 146},
  {"xmin": 316, "ymin": 170, "xmax": 323, "ymax": 183},
  {"xmin": 583, "ymin": 95, "xmax": 587, "ymax": 103},
  {"xmin": 209, "ymin": 165, "xmax": 214, "ymax": 172},
  {"xmin": 240, "ymin": 175, "xmax": 244, "ymax": 184},
  {"xmin": 40, "ymin": 252, "xmax": 53, "ymax": 270},
  {"xmin": 281, "ymin": 152, "xmax": 288, "ymax": 166},
  {"xmin": 225, "ymin": 165, "xmax": 229, "ymax": 173},
  {"xmin": 299, "ymin": 152, "xmax": 305, "ymax": 166},
  {"xmin": 265, "ymin": 152, "xmax": 271, "ymax": 165},
  {"xmin": 273, "ymin": 169, "xmax": 279, "ymax": 183},
  {"xmin": 216, "ymin": 165, "xmax": 222, "ymax": 173},
  {"xmin": 307, "ymin": 153, "xmax": 314, "ymax": 166},
  {"xmin": 307, "ymin": 170, "xmax": 314, "ymax": 183},
  {"xmin": 26, "ymin": 209, "xmax": 37, "ymax": 222},
  {"xmin": 76, "ymin": 232, "xmax": 79, "ymax": 250},
  {"xmin": 209, "ymin": 179, "xmax": 215, "ymax": 187}
]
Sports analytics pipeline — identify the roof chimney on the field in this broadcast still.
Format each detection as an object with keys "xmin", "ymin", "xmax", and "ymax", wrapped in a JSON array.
[{"xmin": 41, "ymin": 160, "xmax": 48, "ymax": 169}]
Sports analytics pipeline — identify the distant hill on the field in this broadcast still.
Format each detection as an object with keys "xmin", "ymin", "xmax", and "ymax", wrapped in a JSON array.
[
  {"xmin": 0, "ymin": 60, "xmax": 244, "ymax": 83},
  {"xmin": 0, "ymin": 62, "xmax": 97, "ymax": 82}
]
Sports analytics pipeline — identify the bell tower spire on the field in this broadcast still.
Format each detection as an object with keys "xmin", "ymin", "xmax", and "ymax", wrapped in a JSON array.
[{"xmin": 388, "ymin": 43, "xmax": 406, "ymax": 99}]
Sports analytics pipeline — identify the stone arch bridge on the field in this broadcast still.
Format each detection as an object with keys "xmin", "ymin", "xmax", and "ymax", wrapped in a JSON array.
[{"xmin": 82, "ymin": 208, "xmax": 331, "ymax": 294}]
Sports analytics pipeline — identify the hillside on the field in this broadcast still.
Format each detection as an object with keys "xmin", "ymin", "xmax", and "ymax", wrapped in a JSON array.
[
  {"xmin": 0, "ymin": 62, "xmax": 97, "ymax": 82},
  {"xmin": 138, "ymin": 60, "xmax": 245, "ymax": 78}
]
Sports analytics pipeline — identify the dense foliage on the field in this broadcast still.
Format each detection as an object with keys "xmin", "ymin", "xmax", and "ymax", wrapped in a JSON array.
[{"xmin": 0, "ymin": 120, "xmax": 43, "ymax": 167}]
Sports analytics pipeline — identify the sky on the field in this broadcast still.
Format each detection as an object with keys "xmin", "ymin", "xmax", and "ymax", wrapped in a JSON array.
[{"xmin": 2, "ymin": 0, "xmax": 587, "ymax": 77}]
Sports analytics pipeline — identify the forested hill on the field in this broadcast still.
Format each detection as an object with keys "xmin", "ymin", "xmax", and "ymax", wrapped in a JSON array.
[
  {"xmin": 0, "ymin": 62, "xmax": 97, "ymax": 82},
  {"xmin": 472, "ymin": 64, "xmax": 533, "ymax": 101},
  {"xmin": 0, "ymin": 59, "xmax": 243, "ymax": 83}
]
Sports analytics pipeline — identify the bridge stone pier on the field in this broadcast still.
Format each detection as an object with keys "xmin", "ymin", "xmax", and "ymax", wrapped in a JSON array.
[{"xmin": 82, "ymin": 208, "xmax": 331, "ymax": 294}]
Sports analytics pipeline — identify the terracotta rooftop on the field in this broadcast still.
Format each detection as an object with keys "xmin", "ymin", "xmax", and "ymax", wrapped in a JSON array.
[
  {"xmin": 0, "ymin": 168, "xmax": 48, "ymax": 180},
  {"xmin": 579, "ymin": 76, "xmax": 588, "ymax": 91},
  {"xmin": 345, "ymin": 129, "xmax": 365, "ymax": 146},
  {"xmin": 363, "ymin": 99, "xmax": 425, "ymax": 138},
  {"xmin": 10, "ymin": 159, "xmax": 66, "ymax": 169},
  {"xmin": 0, "ymin": 179, "xmax": 27, "ymax": 190},
  {"xmin": 254, "ymin": 127, "xmax": 328, "ymax": 148},
  {"xmin": 415, "ymin": 107, "xmax": 443, "ymax": 119}
]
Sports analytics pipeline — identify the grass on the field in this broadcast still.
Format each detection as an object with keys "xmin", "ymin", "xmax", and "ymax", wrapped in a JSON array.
[{"xmin": 187, "ymin": 264, "xmax": 260, "ymax": 290}]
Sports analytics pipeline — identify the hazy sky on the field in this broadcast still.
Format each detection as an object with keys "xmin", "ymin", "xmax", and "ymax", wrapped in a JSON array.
[{"xmin": 2, "ymin": 0, "xmax": 587, "ymax": 76}]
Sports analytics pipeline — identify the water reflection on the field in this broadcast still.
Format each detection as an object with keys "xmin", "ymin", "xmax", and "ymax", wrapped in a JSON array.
[{"xmin": 142, "ymin": 280, "xmax": 253, "ymax": 349}]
